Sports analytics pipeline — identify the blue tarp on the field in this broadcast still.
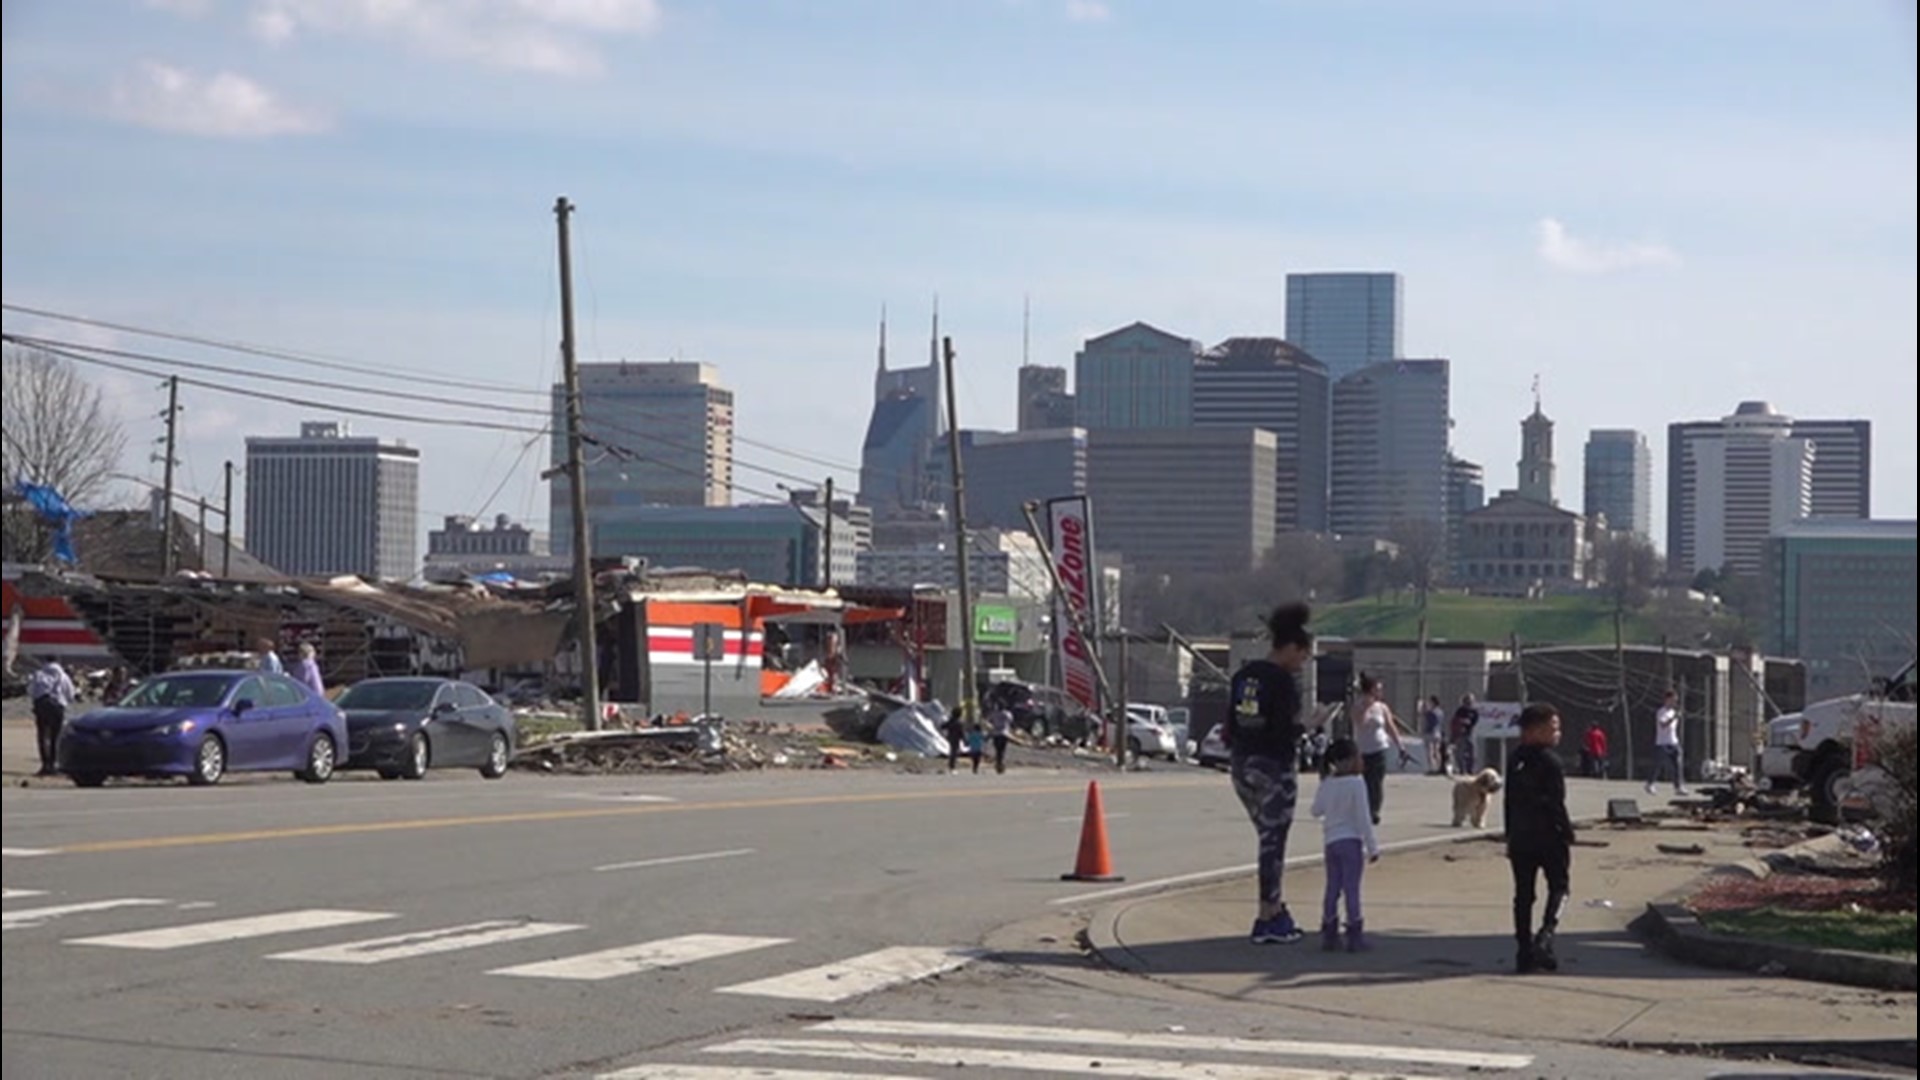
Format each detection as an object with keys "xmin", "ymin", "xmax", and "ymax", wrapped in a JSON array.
[{"xmin": 11, "ymin": 480, "xmax": 88, "ymax": 564}]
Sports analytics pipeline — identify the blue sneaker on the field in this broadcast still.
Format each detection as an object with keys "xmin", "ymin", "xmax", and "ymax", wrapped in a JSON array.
[{"xmin": 1251, "ymin": 910, "xmax": 1304, "ymax": 945}]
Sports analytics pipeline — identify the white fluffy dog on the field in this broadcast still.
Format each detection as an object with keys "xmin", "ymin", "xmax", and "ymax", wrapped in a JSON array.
[{"xmin": 1451, "ymin": 768, "xmax": 1503, "ymax": 828}]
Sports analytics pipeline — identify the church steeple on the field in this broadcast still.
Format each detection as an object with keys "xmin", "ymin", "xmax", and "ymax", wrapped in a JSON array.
[{"xmin": 1518, "ymin": 375, "xmax": 1556, "ymax": 506}]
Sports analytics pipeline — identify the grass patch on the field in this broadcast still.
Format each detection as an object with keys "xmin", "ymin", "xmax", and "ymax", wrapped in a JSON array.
[
  {"xmin": 1697, "ymin": 906, "xmax": 1918, "ymax": 957},
  {"xmin": 1314, "ymin": 593, "xmax": 1662, "ymax": 646},
  {"xmin": 515, "ymin": 712, "xmax": 585, "ymax": 745}
]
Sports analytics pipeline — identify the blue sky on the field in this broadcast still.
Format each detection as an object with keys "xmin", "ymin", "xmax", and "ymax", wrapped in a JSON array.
[{"xmin": 3, "ymin": 0, "xmax": 1915, "ymax": 547}]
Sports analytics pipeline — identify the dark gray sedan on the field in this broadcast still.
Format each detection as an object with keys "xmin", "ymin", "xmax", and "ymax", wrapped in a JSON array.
[{"xmin": 337, "ymin": 678, "xmax": 515, "ymax": 780}]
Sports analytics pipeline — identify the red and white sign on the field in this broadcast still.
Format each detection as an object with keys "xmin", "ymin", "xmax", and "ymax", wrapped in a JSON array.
[{"xmin": 1045, "ymin": 495, "xmax": 1101, "ymax": 715}]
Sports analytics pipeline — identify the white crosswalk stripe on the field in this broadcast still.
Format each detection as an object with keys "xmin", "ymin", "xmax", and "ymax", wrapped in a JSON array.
[
  {"xmin": 602, "ymin": 1067, "xmax": 920, "ymax": 1080},
  {"xmin": 808, "ymin": 1019, "xmax": 1535, "ymax": 1071},
  {"xmin": 2, "ymin": 888, "xmax": 49, "ymax": 900},
  {"xmin": 66, "ymin": 909, "xmax": 395, "ymax": 950},
  {"xmin": 701, "ymin": 1037, "xmax": 1449, "ymax": 1079},
  {"xmin": 3, "ymin": 898, "xmax": 170, "ymax": 931},
  {"xmin": 490, "ymin": 933, "xmax": 790, "ymax": 981},
  {"xmin": 269, "ymin": 919, "xmax": 584, "ymax": 964},
  {"xmin": 716, "ymin": 946, "xmax": 985, "ymax": 1003}
]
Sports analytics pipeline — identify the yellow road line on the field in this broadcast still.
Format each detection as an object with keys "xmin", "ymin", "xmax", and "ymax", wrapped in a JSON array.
[{"xmin": 49, "ymin": 778, "xmax": 1211, "ymax": 855}]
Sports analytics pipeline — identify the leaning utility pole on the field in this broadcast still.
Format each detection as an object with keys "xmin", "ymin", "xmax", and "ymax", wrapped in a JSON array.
[
  {"xmin": 822, "ymin": 475, "xmax": 835, "ymax": 589},
  {"xmin": 942, "ymin": 335, "xmax": 978, "ymax": 728},
  {"xmin": 159, "ymin": 376, "xmax": 180, "ymax": 577},
  {"xmin": 555, "ymin": 196, "xmax": 601, "ymax": 731},
  {"xmin": 221, "ymin": 461, "xmax": 234, "ymax": 579}
]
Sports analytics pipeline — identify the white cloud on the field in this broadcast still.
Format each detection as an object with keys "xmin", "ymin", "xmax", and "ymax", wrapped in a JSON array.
[
  {"xmin": 108, "ymin": 61, "xmax": 328, "ymax": 137},
  {"xmin": 1064, "ymin": 0, "xmax": 1110, "ymax": 22},
  {"xmin": 1535, "ymin": 217, "xmax": 1681, "ymax": 274},
  {"xmin": 245, "ymin": 0, "xmax": 661, "ymax": 76}
]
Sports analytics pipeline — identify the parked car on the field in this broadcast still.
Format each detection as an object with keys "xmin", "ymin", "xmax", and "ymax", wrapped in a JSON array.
[
  {"xmin": 981, "ymin": 681, "xmax": 1093, "ymax": 742},
  {"xmin": 57, "ymin": 670, "xmax": 346, "ymax": 787},
  {"xmin": 336, "ymin": 677, "xmax": 516, "ymax": 780},
  {"xmin": 1759, "ymin": 713, "xmax": 1805, "ymax": 791},
  {"xmin": 1195, "ymin": 723, "xmax": 1230, "ymax": 769},
  {"xmin": 1123, "ymin": 703, "xmax": 1180, "ymax": 760}
]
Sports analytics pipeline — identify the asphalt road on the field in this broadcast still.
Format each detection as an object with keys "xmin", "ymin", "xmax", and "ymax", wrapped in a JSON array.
[{"xmin": 1, "ymin": 761, "xmax": 1868, "ymax": 1080}]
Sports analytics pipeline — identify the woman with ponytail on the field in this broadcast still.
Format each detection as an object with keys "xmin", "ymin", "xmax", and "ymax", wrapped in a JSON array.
[{"xmin": 1224, "ymin": 602, "xmax": 1315, "ymax": 945}]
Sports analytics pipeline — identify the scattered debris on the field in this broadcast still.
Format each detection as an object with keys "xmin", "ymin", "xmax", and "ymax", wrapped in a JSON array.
[{"xmin": 1657, "ymin": 843, "xmax": 1708, "ymax": 856}]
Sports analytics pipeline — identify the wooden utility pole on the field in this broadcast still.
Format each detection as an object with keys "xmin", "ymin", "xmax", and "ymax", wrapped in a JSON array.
[
  {"xmin": 555, "ymin": 196, "xmax": 601, "ymax": 731},
  {"xmin": 942, "ymin": 336, "xmax": 978, "ymax": 727},
  {"xmin": 1614, "ymin": 607, "xmax": 1634, "ymax": 781},
  {"xmin": 822, "ymin": 475, "xmax": 835, "ymax": 589},
  {"xmin": 221, "ymin": 461, "xmax": 234, "ymax": 579},
  {"xmin": 159, "ymin": 376, "xmax": 180, "ymax": 576}
]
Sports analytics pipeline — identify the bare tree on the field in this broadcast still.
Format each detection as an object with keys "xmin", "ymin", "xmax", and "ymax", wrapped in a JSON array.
[
  {"xmin": 1595, "ymin": 532, "xmax": 1660, "ymax": 614},
  {"xmin": 1386, "ymin": 516, "xmax": 1446, "ymax": 600},
  {"xmin": 1258, "ymin": 531, "xmax": 1344, "ymax": 605},
  {"xmin": 2, "ymin": 344, "xmax": 128, "ymax": 563}
]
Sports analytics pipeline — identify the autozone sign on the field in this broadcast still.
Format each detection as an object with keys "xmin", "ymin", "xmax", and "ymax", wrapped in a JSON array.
[{"xmin": 1046, "ymin": 495, "xmax": 1101, "ymax": 714}]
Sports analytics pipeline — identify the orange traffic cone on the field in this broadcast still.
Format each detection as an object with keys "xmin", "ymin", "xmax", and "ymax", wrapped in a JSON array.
[{"xmin": 1061, "ymin": 780, "xmax": 1124, "ymax": 882}]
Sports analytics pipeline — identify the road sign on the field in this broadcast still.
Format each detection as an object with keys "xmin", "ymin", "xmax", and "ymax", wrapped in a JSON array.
[{"xmin": 692, "ymin": 622, "xmax": 727, "ymax": 662}]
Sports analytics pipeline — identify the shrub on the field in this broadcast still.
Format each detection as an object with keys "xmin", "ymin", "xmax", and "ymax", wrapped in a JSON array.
[{"xmin": 1868, "ymin": 720, "xmax": 1917, "ymax": 898}]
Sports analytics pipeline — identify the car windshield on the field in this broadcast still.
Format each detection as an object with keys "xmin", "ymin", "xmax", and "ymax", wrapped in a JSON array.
[
  {"xmin": 336, "ymin": 682, "xmax": 440, "ymax": 711},
  {"xmin": 118, "ymin": 674, "xmax": 233, "ymax": 710}
]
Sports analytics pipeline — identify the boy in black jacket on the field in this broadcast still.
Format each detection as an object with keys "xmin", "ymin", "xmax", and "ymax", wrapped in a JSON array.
[{"xmin": 1505, "ymin": 702, "xmax": 1575, "ymax": 974}]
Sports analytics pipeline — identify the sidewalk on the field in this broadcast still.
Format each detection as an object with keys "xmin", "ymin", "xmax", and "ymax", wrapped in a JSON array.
[{"xmin": 1088, "ymin": 811, "xmax": 1917, "ymax": 1052}]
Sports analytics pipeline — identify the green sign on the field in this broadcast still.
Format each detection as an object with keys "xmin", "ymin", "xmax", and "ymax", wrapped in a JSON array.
[{"xmin": 974, "ymin": 604, "xmax": 1018, "ymax": 647}]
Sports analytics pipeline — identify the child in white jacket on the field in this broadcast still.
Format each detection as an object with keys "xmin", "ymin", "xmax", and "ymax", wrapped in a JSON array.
[{"xmin": 1311, "ymin": 737, "xmax": 1381, "ymax": 951}]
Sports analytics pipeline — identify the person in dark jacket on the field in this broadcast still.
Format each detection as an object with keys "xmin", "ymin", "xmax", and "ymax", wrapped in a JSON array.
[
  {"xmin": 1505, "ymin": 702, "xmax": 1576, "ymax": 974},
  {"xmin": 1225, "ymin": 602, "xmax": 1315, "ymax": 945}
]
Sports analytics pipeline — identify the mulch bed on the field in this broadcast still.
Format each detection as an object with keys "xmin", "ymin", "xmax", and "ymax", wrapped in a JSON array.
[{"xmin": 1690, "ymin": 871, "xmax": 1916, "ymax": 915}]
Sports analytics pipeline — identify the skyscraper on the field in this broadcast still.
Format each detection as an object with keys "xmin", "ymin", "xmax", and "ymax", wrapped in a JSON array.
[
  {"xmin": 552, "ymin": 361, "xmax": 735, "ymax": 557},
  {"xmin": 1668, "ymin": 402, "xmax": 1812, "ymax": 578},
  {"xmin": 1765, "ymin": 518, "xmax": 1917, "ymax": 700},
  {"xmin": 1284, "ymin": 272, "xmax": 1403, "ymax": 381},
  {"xmin": 1073, "ymin": 322, "xmax": 1199, "ymax": 429},
  {"xmin": 927, "ymin": 428, "xmax": 1087, "ymax": 532},
  {"xmin": 1445, "ymin": 453, "xmax": 1485, "ymax": 566},
  {"xmin": 1191, "ymin": 337, "xmax": 1330, "ymax": 533},
  {"xmin": 1017, "ymin": 364, "xmax": 1075, "ymax": 431},
  {"xmin": 245, "ymin": 421, "xmax": 420, "ymax": 580},
  {"xmin": 1086, "ymin": 427, "xmax": 1277, "ymax": 573},
  {"xmin": 860, "ymin": 307, "xmax": 947, "ymax": 519},
  {"xmin": 1667, "ymin": 402, "xmax": 1869, "ymax": 576},
  {"xmin": 1329, "ymin": 360, "xmax": 1450, "ymax": 541},
  {"xmin": 1584, "ymin": 429, "xmax": 1652, "ymax": 540}
]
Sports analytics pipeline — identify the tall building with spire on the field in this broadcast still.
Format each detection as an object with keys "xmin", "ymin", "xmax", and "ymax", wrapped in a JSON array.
[
  {"xmin": 1517, "ymin": 381, "xmax": 1556, "ymax": 506},
  {"xmin": 860, "ymin": 302, "xmax": 948, "ymax": 519}
]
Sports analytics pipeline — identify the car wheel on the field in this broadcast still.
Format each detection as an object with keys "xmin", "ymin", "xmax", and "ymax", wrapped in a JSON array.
[
  {"xmin": 300, "ymin": 732, "xmax": 337, "ymax": 784},
  {"xmin": 1127, "ymin": 736, "xmax": 1142, "ymax": 757},
  {"xmin": 70, "ymin": 772, "xmax": 107, "ymax": 788},
  {"xmin": 188, "ymin": 734, "xmax": 226, "ymax": 786},
  {"xmin": 400, "ymin": 733, "xmax": 429, "ymax": 780},
  {"xmin": 479, "ymin": 731, "xmax": 510, "ymax": 779},
  {"xmin": 1808, "ymin": 753, "xmax": 1849, "ymax": 824}
]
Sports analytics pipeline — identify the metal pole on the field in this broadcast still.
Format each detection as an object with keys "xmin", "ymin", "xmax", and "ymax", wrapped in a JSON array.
[
  {"xmin": 942, "ymin": 336, "xmax": 978, "ymax": 727},
  {"xmin": 822, "ymin": 476, "xmax": 834, "ymax": 589},
  {"xmin": 160, "ymin": 376, "xmax": 179, "ymax": 577},
  {"xmin": 556, "ymin": 196, "xmax": 601, "ymax": 731},
  {"xmin": 221, "ymin": 461, "xmax": 234, "ymax": 579}
]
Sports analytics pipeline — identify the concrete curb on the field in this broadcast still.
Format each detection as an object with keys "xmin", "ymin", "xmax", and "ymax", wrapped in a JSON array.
[{"xmin": 1629, "ymin": 901, "xmax": 1916, "ymax": 992}]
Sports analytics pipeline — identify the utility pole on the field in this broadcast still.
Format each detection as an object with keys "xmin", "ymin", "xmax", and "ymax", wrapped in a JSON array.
[
  {"xmin": 556, "ymin": 196, "xmax": 601, "ymax": 731},
  {"xmin": 221, "ymin": 461, "xmax": 234, "ymax": 579},
  {"xmin": 822, "ymin": 475, "xmax": 835, "ymax": 589},
  {"xmin": 159, "ymin": 376, "xmax": 180, "ymax": 577},
  {"xmin": 942, "ymin": 335, "xmax": 978, "ymax": 728},
  {"xmin": 1614, "ymin": 606, "xmax": 1634, "ymax": 781}
]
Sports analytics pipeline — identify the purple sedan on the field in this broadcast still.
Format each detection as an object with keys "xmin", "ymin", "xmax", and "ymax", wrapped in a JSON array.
[{"xmin": 57, "ymin": 669, "xmax": 347, "ymax": 788}]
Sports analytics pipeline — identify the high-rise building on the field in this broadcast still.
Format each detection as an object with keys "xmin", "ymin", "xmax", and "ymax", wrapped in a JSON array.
[
  {"xmin": 1666, "ymin": 402, "xmax": 1865, "ymax": 577},
  {"xmin": 1074, "ymin": 322, "xmax": 1199, "ymax": 430},
  {"xmin": 1191, "ymin": 338, "xmax": 1331, "ymax": 534},
  {"xmin": 1283, "ymin": 272, "xmax": 1403, "ymax": 381},
  {"xmin": 1445, "ymin": 453, "xmax": 1485, "ymax": 566},
  {"xmin": 860, "ymin": 308, "xmax": 946, "ymax": 519},
  {"xmin": 1765, "ymin": 519, "xmax": 1916, "ymax": 700},
  {"xmin": 927, "ymin": 428, "xmax": 1087, "ymax": 533},
  {"xmin": 583, "ymin": 503, "xmax": 846, "ymax": 588},
  {"xmin": 552, "ymin": 361, "xmax": 735, "ymax": 557},
  {"xmin": 1329, "ymin": 360, "xmax": 1450, "ymax": 541},
  {"xmin": 1017, "ymin": 365, "xmax": 1075, "ymax": 432},
  {"xmin": 856, "ymin": 529, "xmax": 1051, "ymax": 601},
  {"xmin": 1086, "ymin": 427, "xmax": 1277, "ymax": 573},
  {"xmin": 245, "ymin": 421, "xmax": 420, "ymax": 580},
  {"xmin": 1583, "ymin": 429, "xmax": 1652, "ymax": 540},
  {"xmin": 1517, "ymin": 401, "xmax": 1556, "ymax": 506}
]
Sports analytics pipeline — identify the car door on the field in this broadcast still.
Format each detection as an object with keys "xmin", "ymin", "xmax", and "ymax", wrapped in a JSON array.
[
  {"xmin": 261, "ymin": 676, "xmax": 314, "ymax": 765},
  {"xmin": 221, "ymin": 676, "xmax": 275, "ymax": 768},
  {"xmin": 428, "ymin": 683, "xmax": 482, "ymax": 766}
]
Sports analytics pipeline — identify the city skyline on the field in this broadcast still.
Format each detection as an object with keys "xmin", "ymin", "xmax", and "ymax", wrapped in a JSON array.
[{"xmin": 2, "ymin": 1, "xmax": 1913, "ymax": 553}]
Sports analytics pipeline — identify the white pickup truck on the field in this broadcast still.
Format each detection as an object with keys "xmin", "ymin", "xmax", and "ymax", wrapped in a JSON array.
[{"xmin": 1788, "ymin": 660, "xmax": 1915, "ymax": 822}]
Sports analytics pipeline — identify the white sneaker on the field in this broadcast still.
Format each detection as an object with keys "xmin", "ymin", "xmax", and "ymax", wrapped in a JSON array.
[{"xmin": 1644, "ymin": 783, "xmax": 1657, "ymax": 794}]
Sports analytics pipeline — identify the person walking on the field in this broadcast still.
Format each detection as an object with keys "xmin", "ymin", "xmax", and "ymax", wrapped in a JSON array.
[
  {"xmin": 943, "ymin": 712, "xmax": 964, "ymax": 774},
  {"xmin": 1581, "ymin": 721, "xmax": 1610, "ymax": 779},
  {"xmin": 965, "ymin": 722, "xmax": 986, "ymax": 775},
  {"xmin": 1353, "ymin": 674, "xmax": 1411, "ymax": 825},
  {"xmin": 102, "ymin": 666, "xmax": 132, "ymax": 706},
  {"xmin": 293, "ymin": 641, "xmax": 327, "ymax": 699},
  {"xmin": 1507, "ymin": 703, "xmax": 1575, "ymax": 974},
  {"xmin": 1225, "ymin": 602, "xmax": 1316, "ymax": 946},
  {"xmin": 28, "ymin": 657, "xmax": 77, "ymax": 777},
  {"xmin": 1421, "ymin": 695, "xmax": 1448, "ymax": 775},
  {"xmin": 1311, "ymin": 736, "xmax": 1380, "ymax": 952},
  {"xmin": 256, "ymin": 637, "xmax": 284, "ymax": 675},
  {"xmin": 1647, "ymin": 689, "xmax": 1687, "ymax": 795},
  {"xmin": 1450, "ymin": 693, "xmax": 1480, "ymax": 775},
  {"xmin": 986, "ymin": 704, "xmax": 1012, "ymax": 775}
]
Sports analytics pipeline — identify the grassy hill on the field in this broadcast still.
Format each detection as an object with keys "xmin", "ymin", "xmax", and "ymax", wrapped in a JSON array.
[{"xmin": 1314, "ymin": 593, "xmax": 1663, "ymax": 647}]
